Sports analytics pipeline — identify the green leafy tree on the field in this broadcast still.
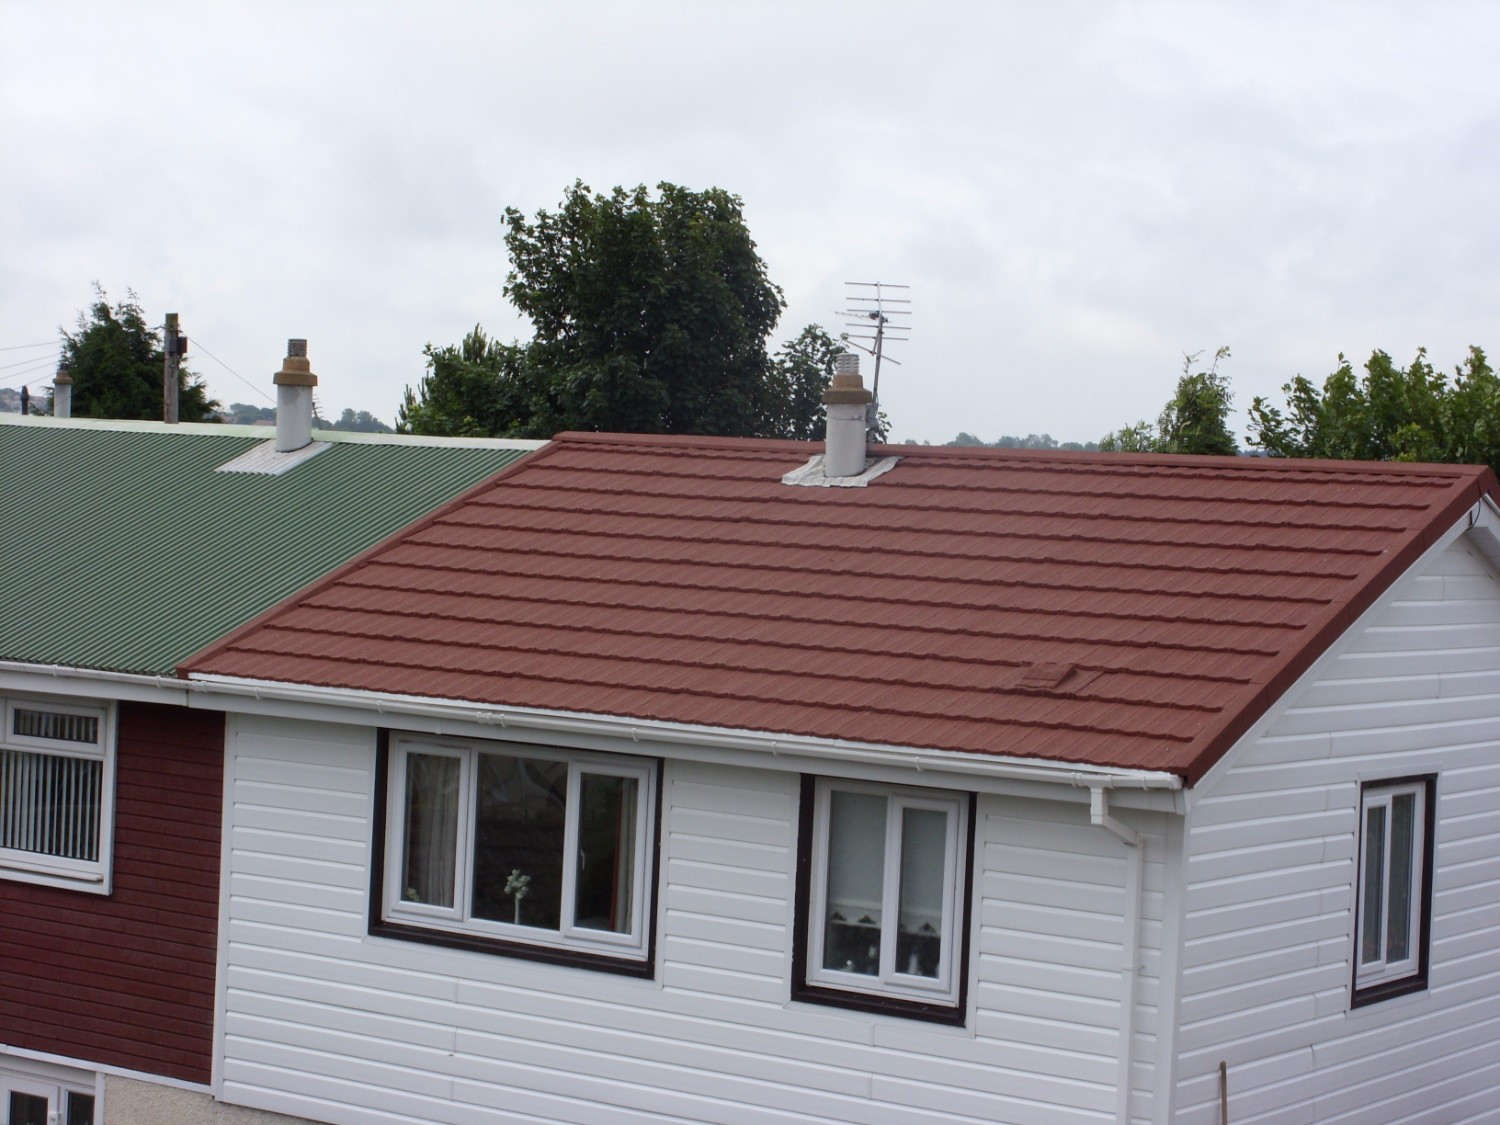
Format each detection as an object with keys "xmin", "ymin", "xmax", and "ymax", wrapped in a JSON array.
[
  {"xmin": 401, "ymin": 182, "xmax": 835, "ymax": 440},
  {"xmin": 763, "ymin": 325, "xmax": 845, "ymax": 441},
  {"xmin": 1247, "ymin": 346, "xmax": 1500, "ymax": 473},
  {"xmin": 57, "ymin": 286, "xmax": 219, "ymax": 421},
  {"xmin": 222, "ymin": 402, "xmax": 275, "ymax": 425},
  {"xmin": 326, "ymin": 407, "xmax": 392, "ymax": 433},
  {"xmin": 399, "ymin": 326, "xmax": 528, "ymax": 436},
  {"xmin": 1101, "ymin": 347, "xmax": 1237, "ymax": 456}
]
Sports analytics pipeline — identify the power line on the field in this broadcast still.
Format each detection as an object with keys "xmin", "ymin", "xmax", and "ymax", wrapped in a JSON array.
[
  {"xmin": 0, "ymin": 351, "xmax": 60, "ymax": 374},
  {"xmin": 0, "ymin": 340, "xmax": 56, "ymax": 352},
  {"xmin": 0, "ymin": 354, "xmax": 62, "ymax": 388},
  {"xmin": 189, "ymin": 335, "xmax": 275, "ymax": 405}
]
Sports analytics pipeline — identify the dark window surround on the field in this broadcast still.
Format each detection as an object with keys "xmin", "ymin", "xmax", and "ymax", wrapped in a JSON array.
[
  {"xmin": 369, "ymin": 729, "xmax": 663, "ymax": 979},
  {"xmin": 1350, "ymin": 773, "xmax": 1437, "ymax": 1009},
  {"xmin": 791, "ymin": 775, "xmax": 976, "ymax": 1025}
]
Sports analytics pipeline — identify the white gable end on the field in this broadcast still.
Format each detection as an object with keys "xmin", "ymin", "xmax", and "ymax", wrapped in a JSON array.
[{"xmin": 1173, "ymin": 526, "xmax": 1500, "ymax": 1123}]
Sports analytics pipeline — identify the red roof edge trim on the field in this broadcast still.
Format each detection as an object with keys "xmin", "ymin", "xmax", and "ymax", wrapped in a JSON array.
[
  {"xmin": 176, "ymin": 440, "xmax": 562, "ymax": 678},
  {"xmin": 1181, "ymin": 470, "xmax": 1499, "ymax": 785}
]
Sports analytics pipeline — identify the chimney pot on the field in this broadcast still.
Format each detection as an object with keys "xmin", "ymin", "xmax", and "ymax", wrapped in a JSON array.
[
  {"xmin": 821, "ymin": 351, "xmax": 873, "ymax": 477},
  {"xmin": 53, "ymin": 368, "xmax": 73, "ymax": 419},
  {"xmin": 273, "ymin": 339, "xmax": 318, "ymax": 452}
]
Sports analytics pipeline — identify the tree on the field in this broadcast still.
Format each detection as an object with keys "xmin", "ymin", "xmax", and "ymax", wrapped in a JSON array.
[
  {"xmin": 943, "ymin": 432, "xmax": 1100, "ymax": 452},
  {"xmin": 57, "ymin": 286, "xmax": 219, "ymax": 421},
  {"xmin": 400, "ymin": 182, "xmax": 834, "ymax": 440},
  {"xmin": 1100, "ymin": 347, "xmax": 1237, "ymax": 456},
  {"xmin": 1247, "ymin": 347, "xmax": 1500, "ymax": 474},
  {"xmin": 398, "ymin": 326, "xmax": 528, "ymax": 436},
  {"xmin": 763, "ymin": 325, "xmax": 846, "ymax": 441},
  {"xmin": 326, "ymin": 408, "xmax": 392, "ymax": 433},
  {"xmin": 222, "ymin": 402, "xmax": 275, "ymax": 425}
]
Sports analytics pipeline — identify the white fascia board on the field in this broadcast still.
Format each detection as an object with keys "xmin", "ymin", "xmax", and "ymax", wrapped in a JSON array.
[
  {"xmin": 0, "ymin": 662, "xmax": 198, "ymax": 707},
  {"xmin": 184, "ymin": 672, "xmax": 1183, "ymax": 801},
  {"xmin": 1460, "ymin": 492, "xmax": 1500, "ymax": 575}
]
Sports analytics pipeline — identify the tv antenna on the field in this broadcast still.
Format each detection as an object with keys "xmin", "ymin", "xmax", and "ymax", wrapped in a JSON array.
[{"xmin": 838, "ymin": 281, "xmax": 910, "ymax": 430}]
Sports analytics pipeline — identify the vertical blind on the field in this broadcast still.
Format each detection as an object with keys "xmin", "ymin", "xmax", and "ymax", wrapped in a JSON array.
[{"xmin": 0, "ymin": 747, "xmax": 102, "ymax": 861}]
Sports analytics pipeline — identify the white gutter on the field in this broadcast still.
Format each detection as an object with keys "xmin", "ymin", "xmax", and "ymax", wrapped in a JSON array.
[
  {"xmin": 0, "ymin": 658, "xmax": 1184, "ymax": 792},
  {"xmin": 1091, "ymin": 786, "xmax": 1144, "ymax": 1125},
  {"xmin": 0, "ymin": 661, "xmax": 197, "ymax": 703},
  {"xmin": 182, "ymin": 672, "xmax": 1185, "ymax": 792}
]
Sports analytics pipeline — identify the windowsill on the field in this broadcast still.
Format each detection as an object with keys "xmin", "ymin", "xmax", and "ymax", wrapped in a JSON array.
[
  {"xmin": 1351, "ymin": 972, "xmax": 1428, "ymax": 1009},
  {"xmin": 791, "ymin": 979, "xmax": 967, "ymax": 1026},
  {"xmin": 370, "ymin": 918, "xmax": 656, "ymax": 979},
  {"xmin": 0, "ymin": 858, "xmax": 109, "ymax": 895}
]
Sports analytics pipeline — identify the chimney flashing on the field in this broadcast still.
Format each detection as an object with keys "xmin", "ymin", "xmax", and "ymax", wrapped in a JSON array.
[
  {"xmin": 782, "ymin": 453, "xmax": 900, "ymax": 488},
  {"xmin": 216, "ymin": 439, "xmax": 330, "ymax": 476}
]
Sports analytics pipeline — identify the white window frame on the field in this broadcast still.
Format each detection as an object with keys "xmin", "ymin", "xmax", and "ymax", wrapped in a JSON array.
[
  {"xmin": 0, "ymin": 695, "xmax": 115, "ymax": 894},
  {"xmin": 1354, "ymin": 778, "xmax": 1430, "ymax": 997},
  {"xmin": 806, "ymin": 778, "xmax": 968, "ymax": 1007},
  {"xmin": 383, "ymin": 735, "xmax": 657, "ymax": 961},
  {"xmin": 1, "ymin": 1057, "xmax": 99, "ymax": 1125}
]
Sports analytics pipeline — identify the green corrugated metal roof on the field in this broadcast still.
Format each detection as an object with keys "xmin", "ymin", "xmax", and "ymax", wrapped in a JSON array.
[{"xmin": 0, "ymin": 417, "xmax": 534, "ymax": 675}]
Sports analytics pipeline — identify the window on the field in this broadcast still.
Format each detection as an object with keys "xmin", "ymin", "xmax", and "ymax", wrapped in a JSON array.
[
  {"xmin": 795, "ymin": 777, "xmax": 973, "ymax": 1021},
  {"xmin": 1, "ymin": 1060, "xmax": 97, "ymax": 1125},
  {"xmin": 377, "ymin": 734, "xmax": 658, "ymax": 971},
  {"xmin": 1353, "ymin": 776, "xmax": 1435, "ymax": 1006},
  {"xmin": 0, "ymin": 695, "xmax": 114, "ymax": 892}
]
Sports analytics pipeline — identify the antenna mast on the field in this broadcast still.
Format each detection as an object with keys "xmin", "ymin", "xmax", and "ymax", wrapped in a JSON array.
[{"xmin": 838, "ymin": 281, "xmax": 910, "ymax": 433}]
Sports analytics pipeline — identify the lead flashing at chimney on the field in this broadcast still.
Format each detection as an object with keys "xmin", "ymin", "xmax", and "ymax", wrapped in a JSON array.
[
  {"xmin": 782, "ymin": 454, "xmax": 900, "ymax": 488},
  {"xmin": 215, "ymin": 439, "xmax": 331, "ymax": 475}
]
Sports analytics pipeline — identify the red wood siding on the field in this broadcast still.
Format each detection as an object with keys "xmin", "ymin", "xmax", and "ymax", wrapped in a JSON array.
[{"xmin": 0, "ymin": 701, "xmax": 222, "ymax": 1084}]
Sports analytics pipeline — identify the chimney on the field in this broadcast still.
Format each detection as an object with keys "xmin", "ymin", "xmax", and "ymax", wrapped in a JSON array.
[
  {"xmin": 822, "ymin": 353, "xmax": 874, "ymax": 477},
  {"xmin": 53, "ymin": 369, "xmax": 72, "ymax": 419},
  {"xmin": 273, "ymin": 339, "xmax": 317, "ymax": 452}
]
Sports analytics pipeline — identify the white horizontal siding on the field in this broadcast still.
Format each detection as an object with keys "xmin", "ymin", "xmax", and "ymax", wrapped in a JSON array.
[
  {"xmin": 976, "ymin": 795, "xmax": 1170, "ymax": 1125},
  {"xmin": 1174, "ymin": 533, "xmax": 1500, "ymax": 1123},
  {"xmin": 220, "ymin": 714, "xmax": 1162, "ymax": 1124}
]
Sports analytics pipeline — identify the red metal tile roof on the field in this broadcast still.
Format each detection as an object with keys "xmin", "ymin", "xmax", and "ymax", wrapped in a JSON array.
[{"xmin": 181, "ymin": 433, "xmax": 1498, "ymax": 782}]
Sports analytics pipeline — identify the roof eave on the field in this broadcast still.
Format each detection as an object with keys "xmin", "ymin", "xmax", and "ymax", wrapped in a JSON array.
[{"xmin": 181, "ymin": 672, "xmax": 1185, "ymax": 792}]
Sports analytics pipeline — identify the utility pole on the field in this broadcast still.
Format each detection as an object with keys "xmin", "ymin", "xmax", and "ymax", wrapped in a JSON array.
[{"xmin": 163, "ymin": 312, "xmax": 181, "ymax": 423}]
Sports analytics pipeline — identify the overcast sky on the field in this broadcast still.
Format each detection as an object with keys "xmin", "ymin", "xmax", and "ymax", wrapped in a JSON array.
[{"xmin": 3, "ymin": 1, "xmax": 1498, "ymax": 445}]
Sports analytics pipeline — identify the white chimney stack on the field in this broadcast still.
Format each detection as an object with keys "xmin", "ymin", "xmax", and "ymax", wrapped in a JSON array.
[
  {"xmin": 273, "ymin": 339, "xmax": 317, "ymax": 452},
  {"xmin": 52, "ymin": 369, "xmax": 72, "ymax": 419},
  {"xmin": 822, "ymin": 352, "xmax": 874, "ymax": 477}
]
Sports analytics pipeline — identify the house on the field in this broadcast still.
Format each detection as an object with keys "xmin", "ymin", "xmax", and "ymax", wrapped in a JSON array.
[
  {"xmin": 174, "ymin": 377, "xmax": 1500, "ymax": 1123},
  {"xmin": 0, "ymin": 348, "xmax": 538, "ymax": 1124}
]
